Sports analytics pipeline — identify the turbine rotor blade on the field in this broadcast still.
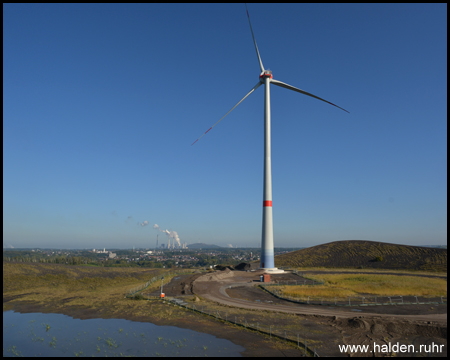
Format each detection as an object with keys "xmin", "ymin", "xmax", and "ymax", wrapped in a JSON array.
[
  {"xmin": 191, "ymin": 82, "xmax": 262, "ymax": 146},
  {"xmin": 245, "ymin": 4, "xmax": 265, "ymax": 74},
  {"xmin": 271, "ymin": 79, "xmax": 349, "ymax": 113}
]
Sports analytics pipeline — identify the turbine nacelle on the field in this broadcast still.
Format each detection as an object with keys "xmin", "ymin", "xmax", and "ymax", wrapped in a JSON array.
[{"xmin": 259, "ymin": 70, "xmax": 273, "ymax": 82}]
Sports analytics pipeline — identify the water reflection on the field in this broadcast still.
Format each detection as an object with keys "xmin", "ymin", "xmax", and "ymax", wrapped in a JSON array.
[{"xmin": 3, "ymin": 310, "xmax": 244, "ymax": 357}]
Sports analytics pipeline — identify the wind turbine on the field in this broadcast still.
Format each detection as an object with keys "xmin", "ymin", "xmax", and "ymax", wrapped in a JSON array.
[{"xmin": 192, "ymin": 4, "xmax": 349, "ymax": 273}]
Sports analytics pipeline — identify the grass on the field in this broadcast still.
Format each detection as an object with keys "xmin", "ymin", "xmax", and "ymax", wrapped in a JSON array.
[
  {"xmin": 295, "ymin": 267, "xmax": 447, "ymax": 277},
  {"xmin": 272, "ymin": 273, "xmax": 447, "ymax": 299},
  {"xmin": 3, "ymin": 264, "xmax": 208, "ymax": 325},
  {"xmin": 2, "ymin": 262, "xmax": 168, "ymax": 313}
]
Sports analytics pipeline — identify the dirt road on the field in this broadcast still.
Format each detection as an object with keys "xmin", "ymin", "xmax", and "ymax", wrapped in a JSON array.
[
  {"xmin": 192, "ymin": 269, "xmax": 447, "ymax": 325},
  {"xmin": 173, "ymin": 269, "xmax": 447, "ymax": 356}
]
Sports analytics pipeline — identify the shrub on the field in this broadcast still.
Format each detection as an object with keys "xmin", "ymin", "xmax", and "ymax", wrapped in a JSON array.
[
  {"xmin": 131, "ymin": 293, "xmax": 145, "ymax": 300},
  {"xmin": 375, "ymin": 256, "xmax": 383, "ymax": 262}
]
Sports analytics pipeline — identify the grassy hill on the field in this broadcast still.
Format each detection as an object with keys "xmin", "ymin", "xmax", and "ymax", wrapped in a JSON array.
[{"xmin": 275, "ymin": 240, "xmax": 447, "ymax": 272}]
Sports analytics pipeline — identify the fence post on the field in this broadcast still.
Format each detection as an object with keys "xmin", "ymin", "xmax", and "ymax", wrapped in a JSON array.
[
  {"xmin": 441, "ymin": 296, "xmax": 443, "ymax": 304},
  {"xmin": 389, "ymin": 297, "xmax": 392, "ymax": 305},
  {"xmin": 335, "ymin": 297, "xmax": 337, "ymax": 305},
  {"xmin": 362, "ymin": 297, "xmax": 365, "ymax": 304},
  {"xmin": 297, "ymin": 333, "xmax": 299, "ymax": 348},
  {"xmin": 321, "ymin": 297, "xmax": 323, "ymax": 305},
  {"xmin": 415, "ymin": 296, "xmax": 418, "ymax": 304},
  {"xmin": 284, "ymin": 330, "xmax": 286, "ymax": 340},
  {"xmin": 257, "ymin": 322, "xmax": 259, "ymax": 331},
  {"xmin": 349, "ymin": 297, "xmax": 351, "ymax": 306},
  {"xmin": 270, "ymin": 325, "xmax": 272, "ymax": 338},
  {"xmin": 305, "ymin": 339, "xmax": 307, "ymax": 355},
  {"xmin": 375, "ymin": 296, "xmax": 377, "ymax": 304},
  {"xmin": 307, "ymin": 296, "xmax": 310, "ymax": 304}
]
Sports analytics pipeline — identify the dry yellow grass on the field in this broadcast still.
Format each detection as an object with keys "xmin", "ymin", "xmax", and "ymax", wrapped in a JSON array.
[
  {"xmin": 2, "ymin": 262, "xmax": 165, "ymax": 310},
  {"xmin": 2, "ymin": 262, "xmax": 202, "ymax": 319},
  {"xmin": 274, "ymin": 274, "xmax": 447, "ymax": 299},
  {"xmin": 276, "ymin": 285, "xmax": 355, "ymax": 299},
  {"xmin": 297, "ymin": 267, "xmax": 447, "ymax": 277}
]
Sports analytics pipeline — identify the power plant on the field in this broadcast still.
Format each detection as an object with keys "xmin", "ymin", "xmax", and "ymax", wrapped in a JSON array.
[{"xmin": 153, "ymin": 224, "xmax": 187, "ymax": 250}]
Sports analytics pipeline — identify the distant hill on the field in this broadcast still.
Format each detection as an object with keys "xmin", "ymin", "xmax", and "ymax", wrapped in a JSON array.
[
  {"xmin": 275, "ymin": 240, "xmax": 447, "ymax": 272},
  {"xmin": 187, "ymin": 243, "xmax": 222, "ymax": 249}
]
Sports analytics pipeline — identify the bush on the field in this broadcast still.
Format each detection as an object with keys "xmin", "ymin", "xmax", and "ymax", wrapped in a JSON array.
[
  {"xmin": 375, "ymin": 256, "xmax": 383, "ymax": 262},
  {"xmin": 131, "ymin": 293, "xmax": 145, "ymax": 300}
]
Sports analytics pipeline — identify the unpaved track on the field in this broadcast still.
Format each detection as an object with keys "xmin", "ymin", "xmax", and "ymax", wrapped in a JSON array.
[{"xmin": 192, "ymin": 270, "xmax": 447, "ymax": 325}]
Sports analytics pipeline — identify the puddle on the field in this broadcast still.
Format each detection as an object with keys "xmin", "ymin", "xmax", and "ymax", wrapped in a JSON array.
[
  {"xmin": 3, "ymin": 310, "xmax": 244, "ymax": 357},
  {"xmin": 350, "ymin": 309, "xmax": 362, "ymax": 312}
]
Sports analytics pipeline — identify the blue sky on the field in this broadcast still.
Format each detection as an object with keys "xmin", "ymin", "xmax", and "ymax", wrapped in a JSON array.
[{"xmin": 3, "ymin": 4, "xmax": 447, "ymax": 249}]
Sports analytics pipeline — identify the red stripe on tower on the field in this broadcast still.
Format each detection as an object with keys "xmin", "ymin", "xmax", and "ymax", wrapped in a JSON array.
[{"xmin": 263, "ymin": 201, "xmax": 272, "ymax": 207}]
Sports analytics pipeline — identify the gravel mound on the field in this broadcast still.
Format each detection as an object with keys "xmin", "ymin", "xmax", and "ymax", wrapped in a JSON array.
[{"xmin": 195, "ymin": 268, "xmax": 235, "ymax": 282}]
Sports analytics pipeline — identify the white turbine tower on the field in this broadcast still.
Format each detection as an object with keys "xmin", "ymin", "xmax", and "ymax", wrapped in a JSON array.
[{"xmin": 192, "ymin": 5, "xmax": 349, "ymax": 273}]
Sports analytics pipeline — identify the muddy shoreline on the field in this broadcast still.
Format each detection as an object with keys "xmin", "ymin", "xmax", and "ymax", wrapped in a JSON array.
[{"xmin": 3, "ymin": 299, "xmax": 306, "ymax": 357}]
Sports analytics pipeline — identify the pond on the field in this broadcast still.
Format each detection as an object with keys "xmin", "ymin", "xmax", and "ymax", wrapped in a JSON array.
[{"xmin": 3, "ymin": 310, "xmax": 245, "ymax": 357}]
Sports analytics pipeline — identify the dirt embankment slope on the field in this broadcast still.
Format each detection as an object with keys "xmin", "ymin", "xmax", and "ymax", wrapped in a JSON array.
[{"xmin": 275, "ymin": 240, "xmax": 447, "ymax": 272}]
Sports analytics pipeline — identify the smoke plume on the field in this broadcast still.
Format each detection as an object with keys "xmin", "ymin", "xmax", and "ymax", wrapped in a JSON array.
[
  {"xmin": 171, "ymin": 231, "xmax": 181, "ymax": 247},
  {"xmin": 153, "ymin": 224, "xmax": 181, "ymax": 247}
]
